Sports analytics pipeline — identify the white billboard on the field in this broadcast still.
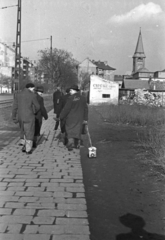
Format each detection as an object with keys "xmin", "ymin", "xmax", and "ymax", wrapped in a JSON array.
[{"xmin": 89, "ymin": 75, "xmax": 119, "ymax": 105}]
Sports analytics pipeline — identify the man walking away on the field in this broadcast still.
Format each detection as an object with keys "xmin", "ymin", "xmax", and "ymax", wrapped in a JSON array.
[
  {"xmin": 12, "ymin": 83, "xmax": 40, "ymax": 154},
  {"xmin": 60, "ymin": 85, "xmax": 88, "ymax": 151},
  {"xmin": 53, "ymin": 86, "xmax": 63, "ymax": 116},
  {"xmin": 33, "ymin": 85, "xmax": 48, "ymax": 148},
  {"xmin": 55, "ymin": 88, "xmax": 70, "ymax": 144}
]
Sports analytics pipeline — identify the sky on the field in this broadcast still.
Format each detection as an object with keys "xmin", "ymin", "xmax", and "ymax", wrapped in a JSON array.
[{"xmin": 0, "ymin": 0, "xmax": 165, "ymax": 74}]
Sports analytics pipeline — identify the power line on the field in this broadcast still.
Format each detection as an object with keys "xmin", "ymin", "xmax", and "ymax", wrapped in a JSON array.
[
  {"xmin": 0, "ymin": 4, "xmax": 18, "ymax": 9},
  {"xmin": 21, "ymin": 38, "xmax": 50, "ymax": 43}
]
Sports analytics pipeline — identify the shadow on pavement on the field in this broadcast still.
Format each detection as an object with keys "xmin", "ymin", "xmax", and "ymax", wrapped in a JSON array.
[{"xmin": 116, "ymin": 213, "xmax": 165, "ymax": 240}]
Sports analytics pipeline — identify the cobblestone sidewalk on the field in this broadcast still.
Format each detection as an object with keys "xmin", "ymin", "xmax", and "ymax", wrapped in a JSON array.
[{"xmin": 0, "ymin": 110, "xmax": 90, "ymax": 240}]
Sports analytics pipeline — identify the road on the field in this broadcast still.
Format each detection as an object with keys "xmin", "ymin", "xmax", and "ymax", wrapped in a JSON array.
[{"xmin": 0, "ymin": 94, "xmax": 13, "ymax": 101}]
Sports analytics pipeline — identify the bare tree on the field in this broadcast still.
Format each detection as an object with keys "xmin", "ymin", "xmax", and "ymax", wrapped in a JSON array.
[{"xmin": 38, "ymin": 48, "xmax": 78, "ymax": 89}]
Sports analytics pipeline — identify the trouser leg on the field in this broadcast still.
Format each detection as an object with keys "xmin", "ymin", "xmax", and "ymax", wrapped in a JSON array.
[
  {"xmin": 25, "ymin": 140, "xmax": 33, "ymax": 152},
  {"xmin": 67, "ymin": 138, "xmax": 74, "ymax": 150}
]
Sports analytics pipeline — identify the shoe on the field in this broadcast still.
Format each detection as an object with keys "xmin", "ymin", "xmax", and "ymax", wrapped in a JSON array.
[
  {"xmin": 67, "ymin": 147, "xmax": 73, "ymax": 151},
  {"xmin": 22, "ymin": 146, "xmax": 26, "ymax": 152},
  {"xmin": 26, "ymin": 150, "xmax": 32, "ymax": 154},
  {"xmin": 33, "ymin": 142, "xmax": 37, "ymax": 148}
]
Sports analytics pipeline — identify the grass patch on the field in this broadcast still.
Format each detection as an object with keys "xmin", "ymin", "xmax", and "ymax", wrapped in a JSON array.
[
  {"xmin": 95, "ymin": 103, "xmax": 165, "ymax": 169},
  {"xmin": 96, "ymin": 103, "xmax": 165, "ymax": 126}
]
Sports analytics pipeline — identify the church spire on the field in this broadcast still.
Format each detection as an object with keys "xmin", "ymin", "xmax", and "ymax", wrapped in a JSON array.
[
  {"xmin": 132, "ymin": 28, "xmax": 146, "ymax": 73},
  {"xmin": 133, "ymin": 28, "xmax": 145, "ymax": 57}
]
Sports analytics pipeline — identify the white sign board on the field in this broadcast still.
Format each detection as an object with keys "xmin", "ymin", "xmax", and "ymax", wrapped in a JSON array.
[{"xmin": 89, "ymin": 75, "xmax": 119, "ymax": 105}]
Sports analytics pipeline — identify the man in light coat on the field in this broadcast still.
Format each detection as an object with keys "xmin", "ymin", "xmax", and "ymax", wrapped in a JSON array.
[
  {"xmin": 60, "ymin": 85, "xmax": 88, "ymax": 151},
  {"xmin": 12, "ymin": 83, "xmax": 40, "ymax": 154}
]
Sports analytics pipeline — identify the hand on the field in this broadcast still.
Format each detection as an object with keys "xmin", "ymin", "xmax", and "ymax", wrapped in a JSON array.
[
  {"xmin": 13, "ymin": 119, "xmax": 18, "ymax": 124},
  {"xmin": 83, "ymin": 120, "xmax": 88, "ymax": 124}
]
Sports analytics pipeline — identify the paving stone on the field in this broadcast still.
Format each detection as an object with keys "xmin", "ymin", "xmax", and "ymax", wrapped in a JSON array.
[
  {"xmin": 0, "ymin": 208, "xmax": 12, "ymax": 215},
  {"xmin": 56, "ymin": 218, "xmax": 89, "ymax": 225},
  {"xmin": 53, "ymin": 198, "xmax": 66, "ymax": 203},
  {"xmin": 53, "ymin": 192, "xmax": 72, "ymax": 198},
  {"xmin": 5, "ymin": 202, "xmax": 25, "ymax": 208},
  {"xmin": 38, "ymin": 197, "xmax": 54, "ymax": 203},
  {"xmin": 0, "ymin": 215, "xmax": 32, "ymax": 224},
  {"xmin": 38, "ymin": 209, "xmax": 66, "ymax": 217},
  {"xmin": 32, "ymin": 191, "xmax": 53, "ymax": 197},
  {"xmin": 26, "ymin": 202, "xmax": 55, "ymax": 209},
  {"xmin": 0, "ymin": 223, "xmax": 7, "ymax": 233},
  {"xmin": 32, "ymin": 216, "xmax": 55, "ymax": 224},
  {"xmin": 76, "ymin": 193, "xmax": 85, "ymax": 198},
  {"xmin": 7, "ymin": 187, "xmax": 26, "ymax": 191},
  {"xmin": 57, "ymin": 203, "xmax": 87, "ymax": 211},
  {"xmin": 13, "ymin": 209, "xmax": 36, "ymax": 216},
  {"xmin": 64, "ymin": 225, "xmax": 90, "ymax": 234},
  {"xmin": 0, "ymin": 233, "xmax": 23, "ymax": 240},
  {"xmin": 23, "ymin": 225, "xmax": 39, "ymax": 234},
  {"xmin": 52, "ymin": 235, "xmax": 90, "ymax": 240},
  {"xmin": 39, "ymin": 225, "xmax": 64, "ymax": 234},
  {"xmin": 27, "ymin": 187, "xmax": 45, "ymax": 192},
  {"xmin": 7, "ymin": 224, "xmax": 22, "ymax": 233},
  {"xmin": 66, "ymin": 198, "xmax": 86, "ymax": 204},
  {"xmin": 66, "ymin": 211, "xmax": 88, "ymax": 218},
  {"xmin": 23, "ymin": 234, "xmax": 51, "ymax": 240},
  {"xmin": 50, "ymin": 179, "xmax": 74, "ymax": 183},
  {"xmin": 15, "ymin": 191, "xmax": 34, "ymax": 196},
  {"xmin": 0, "ymin": 191, "xmax": 15, "ymax": 196},
  {"xmin": 8, "ymin": 182, "xmax": 24, "ymax": 187}
]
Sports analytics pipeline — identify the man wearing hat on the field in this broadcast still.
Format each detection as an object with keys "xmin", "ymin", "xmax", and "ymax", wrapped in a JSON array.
[
  {"xmin": 60, "ymin": 84, "xmax": 88, "ymax": 151},
  {"xmin": 33, "ymin": 85, "xmax": 48, "ymax": 148},
  {"xmin": 53, "ymin": 86, "xmax": 63, "ymax": 116},
  {"xmin": 54, "ymin": 88, "xmax": 70, "ymax": 145},
  {"xmin": 12, "ymin": 83, "xmax": 40, "ymax": 154}
]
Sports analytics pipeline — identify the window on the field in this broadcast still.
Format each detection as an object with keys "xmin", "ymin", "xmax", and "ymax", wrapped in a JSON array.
[{"xmin": 102, "ymin": 94, "xmax": 110, "ymax": 98}]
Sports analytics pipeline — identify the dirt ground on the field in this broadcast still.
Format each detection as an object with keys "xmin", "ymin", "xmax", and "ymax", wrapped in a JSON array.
[{"xmin": 81, "ymin": 106, "xmax": 165, "ymax": 240}]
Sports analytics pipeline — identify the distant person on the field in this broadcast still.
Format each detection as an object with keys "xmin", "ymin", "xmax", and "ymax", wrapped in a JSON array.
[
  {"xmin": 53, "ymin": 86, "xmax": 63, "ymax": 116},
  {"xmin": 33, "ymin": 86, "xmax": 48, "ymax": 148},
  {"xmin": 55, "ymin": 88, "xmax": 70, "ymax": 144},
  {"xmin": 60, "ymin": 85, "xmax": 88, "ymax": 151},
  {"xmin": 12, "ymin": 83, "xmax": 40, "ymax": 154}
]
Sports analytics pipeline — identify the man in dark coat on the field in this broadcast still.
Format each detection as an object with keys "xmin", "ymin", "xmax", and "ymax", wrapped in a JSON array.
[
  {"xmin": 12, "ymin": 83, "xmax": 40, "ymax": 154},
  {"xmin": 60, "ymin": 85, "xmax": 88, "ymax": 151},
  {"xmin": 55, "ymin": 88, "xmax": 70, "ymax": 144},
  {"xmin": 33, "ymin": 86, "xmax": 48, "ymax": 148},
  {"xmin": 54, "ymin": 88, "xmax": 70, "ymax": 131},
  {"xmin": 53, "ymin": 86, "xmax": 63, "ymax": 115}
]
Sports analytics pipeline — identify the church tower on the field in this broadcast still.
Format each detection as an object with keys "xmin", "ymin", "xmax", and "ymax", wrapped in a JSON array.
[{"xmin": 132, "ymin": 29, "xmax": 146, "ymax": 74}]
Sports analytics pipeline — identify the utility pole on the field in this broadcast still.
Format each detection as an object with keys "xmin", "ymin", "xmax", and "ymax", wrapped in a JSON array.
[
  {"xmin": 14, "ymin": 0, "xmax": 21, "ymax": 92},
  {"xmin": 50, "ymin": 35, "xmax": 53, "ymax": 83}
]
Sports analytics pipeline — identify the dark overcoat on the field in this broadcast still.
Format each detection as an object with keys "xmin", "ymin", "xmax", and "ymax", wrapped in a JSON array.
[
  {"xmin": 60, "ymin": 92, "xmax": 88, "ymax": 139},
  {"xmin": 53, "ymin": 90, "xmax": 63, "ymax": 114},
  {"xmin": 34, "ymin": 93, "xmax": 48, "ymax": 136},
  {"xmin": 56, "ymin": 93, "xmax": 70, "ymax": 133},
  {"xmin": 12, "ymin": 88, "xmax": 40, "ymax": 140}
]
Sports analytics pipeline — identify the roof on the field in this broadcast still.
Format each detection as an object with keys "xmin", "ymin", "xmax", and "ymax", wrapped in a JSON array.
[
  {"xmin": 114, "ymin": 75, "xmax": 123, "ymax": 81},
  {"xmin": 92, "ymin": 60, "xmax": 116, "ymax": 71},
  {"xmin": 133, "ymin": 29, "xmax": 146, "ymax": 58},
  {"xmin": 136, "ymin": 67, "xmax": 149, "ymax": 73},
  {"xmin": 123, "ymin": 79, "xmax": 149, "ymax": 90}
]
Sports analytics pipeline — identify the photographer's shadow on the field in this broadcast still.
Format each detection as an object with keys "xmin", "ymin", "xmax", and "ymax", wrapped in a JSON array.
[{"xmin": 116, "ymin": 213, "xmax": 165, "ymax": 240}]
